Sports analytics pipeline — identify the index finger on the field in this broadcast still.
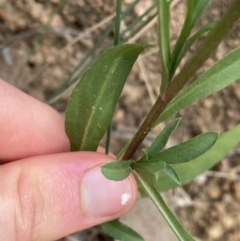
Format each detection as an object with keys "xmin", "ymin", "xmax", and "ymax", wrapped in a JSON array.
[{"xmin": 0, "ymin": 79, "xmax": 70, "ymax": 162}]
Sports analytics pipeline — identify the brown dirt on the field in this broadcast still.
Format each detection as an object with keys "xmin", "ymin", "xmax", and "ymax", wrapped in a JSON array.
[{"xmin": 1, "ymin": 0, "xmax": 240, "ymax": 240}]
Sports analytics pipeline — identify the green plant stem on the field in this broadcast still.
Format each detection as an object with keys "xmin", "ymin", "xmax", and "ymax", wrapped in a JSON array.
[
  {"xmin": 133, "ymin": 170, "xmax": 195, "ymax": 241},
  {"xmin": 122, "ymin": 0, "xmax": 240, "ymax": 161},
  {"xmin": 165, "ymin": 0, "xmax": 240, "ymax": 102},
  {"xmin": 106, "ymin": 0, "xmax": 122, "ymax": 154},
  {"xmin": 114, "ymin": 0, "xmax": 122, "ymax": 46},
  {"xmin": 106, "ymin": 122, "xmax": 113, "ymax": 154},
  {"xmin": 122, "ymin": 95, "xmax": 167, "ymax": 160}
]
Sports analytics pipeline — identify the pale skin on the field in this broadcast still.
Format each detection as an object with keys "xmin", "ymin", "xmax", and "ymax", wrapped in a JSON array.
[{"xmin": 0, "ymin": 79, "xmax": 138, "ymax": 241}]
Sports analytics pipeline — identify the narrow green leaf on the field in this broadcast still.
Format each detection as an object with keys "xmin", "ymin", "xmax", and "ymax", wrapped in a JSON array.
[
  {"xmin": 117, "ymin": 140, "xmax": 131, "ymax": 160},
  {"xmin": 170, "ymin": 0, "xmax": 212, "ymax": 78},
  {"xmin": 150, "ymin": 132, "xmax": 218, "ymax": 164},
  {"xmin": 156, "ymin": 46, "xmax": 240, "ymax": 125},
  {"xmin": 101, "ymin": 220, "xmax": 144, "ymax": 241},
  {"xmin": 173, "ymin": 23, "xmax": 216, "ymax": 74},
  {"xmin": 101, "ymin": 161, "xmax": 132, "ymax": 181},
  {"xmin": 157, "ymin": 0, "xmax": 171, "ymax": 95},
  {"xmin": 163, "ymin": 164, "xmax": 181, "ymax": 185},
  {"xmin": 65, "ymin": 44, "xmax": 145, "ymax": 151},
  {"xmin": 156, "ymin": 123, "xmax": 240, "ymax": 192},
  {"xmin": 188, "ymin": 0, "xmax": 212, "ymax": 28},
  {"xmin": 143, "ymin": 118, "xmax": 181, "ymax": 160},
  {"xmin": 113, "ymin": 0, "xmax": 122, "ymax": 46},
  {"xmin": 134, "ymin": 170, "xmax": 196, "ymax": 241}
]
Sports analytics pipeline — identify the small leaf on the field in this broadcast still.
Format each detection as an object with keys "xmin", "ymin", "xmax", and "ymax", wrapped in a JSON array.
[
  {"xmin": 163, "ymin": 164, "xmax": 181, "ymax": 185},
  {"xmin": 65, "ymin": 44, "xmax": 145, "ymax": 151},
  {"xmin": 156, "ymin": 123, "xmax": 240, "ymax": 192},
  {"xmin": 134, "ymin": 170, "xmax": 196, "ymax": 241},
  {"xmin": 101, "ymin": 220, "xmax": 144, "ymax": 241},
  {"xmin": 140, "ymin": 149, "xmax": 149, "ymax": 162},
  {"xmin": 155, "ymin": 46, "xmax": 240, "ymax": 125},
  {"xmin": 143, "ymin": 118, "xmax": 181, "ymax": 159},
  {"xmin": 101, "ymin": 161, "xmax": 132, "ymax": 181},
  {"xmin": 170, "ymin": 0, "xmax": 212, "ymax": 78},
  {"xmin": 157, "ymin": 0, "xmax": 171, "ymax": 95},
  {"xmin": 150, "ymin": 132, "xmax": 218, "ymax": 164}
]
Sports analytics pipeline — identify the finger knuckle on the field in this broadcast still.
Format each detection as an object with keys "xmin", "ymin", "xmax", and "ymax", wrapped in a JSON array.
[{"xmin": 15, "ymin": 170, "xmax": 44, "ymax": 241}]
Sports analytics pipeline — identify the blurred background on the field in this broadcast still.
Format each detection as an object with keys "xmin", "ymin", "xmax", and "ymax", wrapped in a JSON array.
[{"xmin": 1, "ymin": 0, "xmax": 240, "ymax": 240}]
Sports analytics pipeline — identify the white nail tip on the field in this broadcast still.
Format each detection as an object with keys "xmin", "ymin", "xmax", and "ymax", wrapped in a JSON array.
[{"xmin": 121, "ymin": 193, "xmax": 132, "ymax": 205}]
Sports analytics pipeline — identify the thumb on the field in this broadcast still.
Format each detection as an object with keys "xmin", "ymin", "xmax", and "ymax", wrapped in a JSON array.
[{"xmin": 0, "ymin": 152, "xmax": 137, "ymax": 241}]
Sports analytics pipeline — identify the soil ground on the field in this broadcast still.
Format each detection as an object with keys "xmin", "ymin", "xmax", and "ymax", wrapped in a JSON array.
[{"xmin": 1, "ymin": 0, "xmax": 240, "ymax": 240}]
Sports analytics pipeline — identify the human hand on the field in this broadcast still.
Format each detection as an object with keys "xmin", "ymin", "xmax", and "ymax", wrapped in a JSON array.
[{"xmin": 0, "ymin": 79, "xmax": 137, "ymax": 241}]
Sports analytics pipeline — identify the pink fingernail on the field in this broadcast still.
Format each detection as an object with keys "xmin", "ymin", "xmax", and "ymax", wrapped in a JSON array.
[{"xmin": 82, "ymin": 166, "xmax": 133, "ymax": 217}]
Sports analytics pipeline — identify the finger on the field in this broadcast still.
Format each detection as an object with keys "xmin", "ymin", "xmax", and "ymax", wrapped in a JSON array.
[
  {"xmin": 0, "ymin": 152, "xmax": 137, "ymax": 241},
  {"xmin": 0, "ymin": 79, "xmax": 70, "ymax": 162}
]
